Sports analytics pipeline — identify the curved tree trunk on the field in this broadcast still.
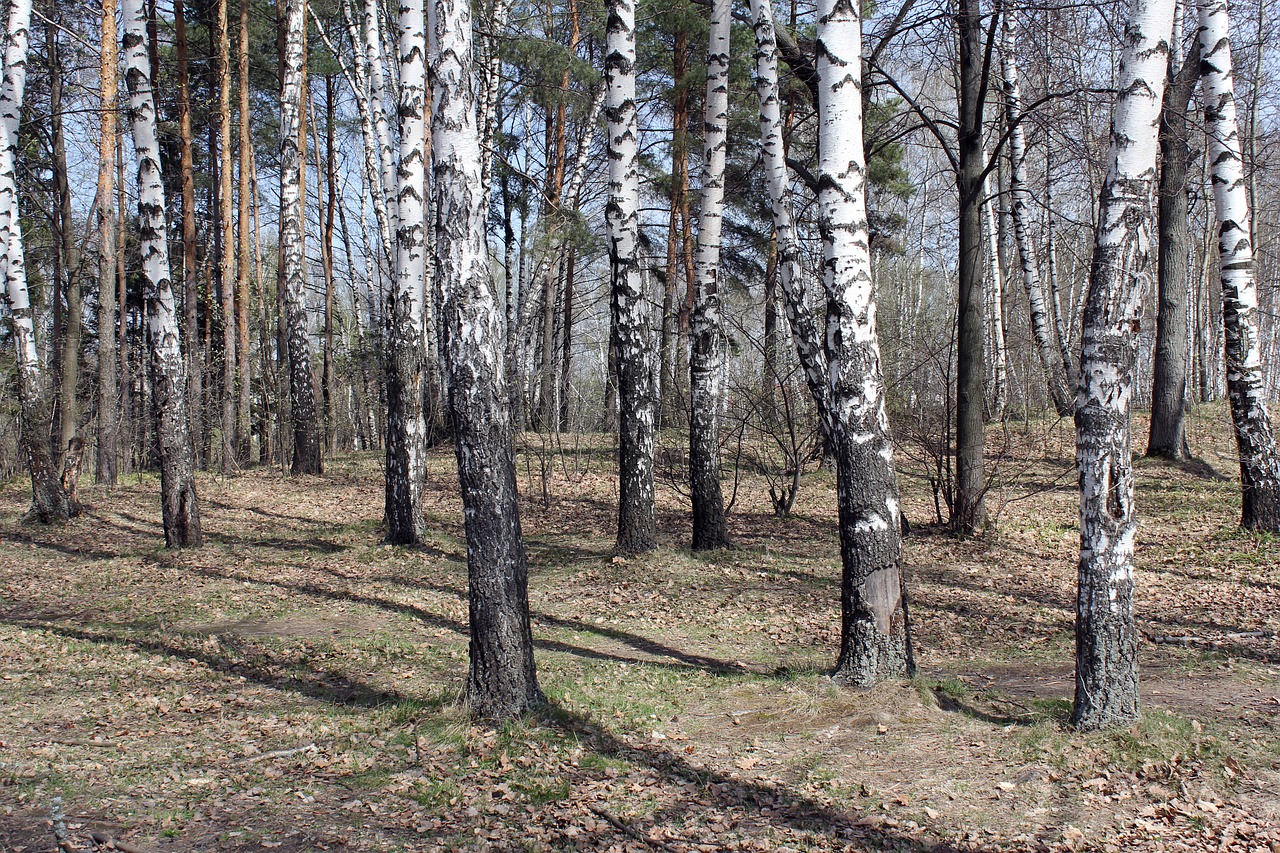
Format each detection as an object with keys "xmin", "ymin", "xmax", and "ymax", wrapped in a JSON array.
[
  {"xmin": 1072, "ymin": 0, "xmax": 1174, "ymax": 731},
  {"xmin": 385, "ymin": 0, "xmax": 428, "ymax": 544},
  {"xmin": 1197, "ymin": 0, "xmax": 1280, "ymax": 531},
  {"xmin": 1001, "ymin": 12, "xmax": 1074, "ymax": 416},
  {"xmin": 688, "ymin": 0, "xmax": 731, "ymax": 550},
  {"xmin": 0, "ymin": 0, "xmax": 69, "ymax": 522},
  {"xmin": 279, "ymin": 0, "xmax": 323, "ymax": 475},
  {"xmin": 1148, "ymin": 37, "xmax": 1200, "ymax": 460},
  {"xmin": 122, "ymin": 0, "xmax": 203, "ymax": 547},
  {"xmin": 606, "ymin": 0, "xmax": 658, "ymax": 556},
  {"xmin": 97, "ymin": 0, "xmax": 120, "ymax": 487},
  {"xmin": 429, "ymin": 0, "xmax": 542, "ymax": 719},
  {"xmin": 815, "ymin": 0, "xmax": 910, "ymax": 686}
]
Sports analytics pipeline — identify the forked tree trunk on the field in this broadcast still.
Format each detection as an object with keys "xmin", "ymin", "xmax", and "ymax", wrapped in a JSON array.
[
  {"xmin": 0, "ymin": 0, "xmax": 69, "ymax": 522},
  {"xmin": 1001, "ymin": 10, "xmax": 1074, "ymax": 416},
  {"xmin": 688, "ymin": 0, "xmax": 731, "ymax": 550},
  {"xmin": 1072, "ymin": 0, "xmax": 1174, "ymax": 731},
  {"xmin": 815, "ymin": 0, "xmax": 910, "ymax": 685},
  {"xmin": 606, "ymin": 0, "xmax": 658, "ymax": 555},
  {"xmin": 122, "ymin": 0, "xmax": 203, "ymax": 547},
  {"xmin": 385, "ymin": 0, "xmax": 429, "ymax": 544},
  {"xmin": 1197, "ymin": 0, "xmax": 1280, "ymax": 531},
  {"xmin": 279, "ymin": 0, "xmax": 323, "ymax": 474},
  {"xmin": 97, "ymin": 0, "xmax": 120, "ymax": 486},
  {"xmin": 1148, "ymin": 36, "xmax": 1199, "ymax": 460},
  {"xmin": 429, "ymin": 0, "xmax": 542, "ymax": 719}
]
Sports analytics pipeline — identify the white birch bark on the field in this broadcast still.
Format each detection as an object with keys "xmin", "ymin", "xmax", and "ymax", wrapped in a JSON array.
[
  {"xmin": 982, "ymin": 167, "xmax": 1007, "ymax": 419},
  {"xmin": 121, "ymin": 0, "xmax": 202, "ymax": 545},
  {"xmin": 815, "ymin": 0, "xmax": 909, "ymax": 685},
  {"xmin": 1197, "ymin": 0, "xmax": 1280, "ymax": 531},
  {"xmin": 280, "ymin": 0, "xmax": 323, "ymax": 473},
  {"xmin": 688, "ymin": 0, "xmax": 731, "ymax": 549},
  {"xmin": 385, "ymin": 0, "xmax": 428, "ymax": 543},
  {"xmin": 429, "ymin": 0, "xmax": 540, "ymax": 718},
  {"xmin": 750, "ymin": 0, "xmax": 830, "ymax": 426},
  {"xmin": 366, "ymin": 0, "xmax": 399, "ymax": 237},
  {"xmin": 606, "ymin": 0, "xmax": 657, "ymax": 554},
  {"xmin": 1072, "ymin": 0, "xmax": 1174, "ymax": 731},
  {"xmin": 1002, "ymin": 11, "xmax": 1074, "ymax": 415}
]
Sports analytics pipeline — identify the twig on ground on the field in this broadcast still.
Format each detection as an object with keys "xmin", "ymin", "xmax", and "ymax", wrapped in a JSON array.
[
  {"xmin": 240, "ymin": 743, "xmax": 319, "ymax": 763},
  {"xmin": 1145, "ymin": 630, "xmax": 1272, "ymax": 645},
  {"xmin": 89, "ymin": 832, "xmax": 154, "ymax": 853},
  {"xmin": 586, "ymin": 805, "xmax": 678, "ymax": 852}
]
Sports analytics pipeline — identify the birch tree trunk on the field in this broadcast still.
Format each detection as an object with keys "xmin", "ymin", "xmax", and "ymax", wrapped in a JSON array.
[
  {"xmin": 97, "ymin": 0, "xmax": 120, "ymax": 487},
  {"xmin": 1148, "ymin": 36, "xmax": 1199, "ymax": 460},
  {"xmin": 982, "ymin": 170, "xmax": 1007, "ymax": 420},
  {"xmin": 607, "ymin": 0, "xmax": 658, "ymax": 555},
  {"xmin": 1001, "ymin": 11, "xmax": 1074, "ymax": 416},
  {"xmin": 816, "ymin": 0, "xmax": 910, "ymax": 685},
  {"xmin": 385, "ymin": 0, "xmax": 428, "ymax": 544},
  {"xmin": 1072, "ymin": 0, "xmax": 1174, "ymax": 731},
  {"xmin": 1197, "ymin": 0, "xmax": 1280, "ymax": 531},
  {"xmin": 216, "ymin": 0, "xmax": 236, "ymax": 472},
  {"xmin": 280, "ymin": 0, "xmax": 323, "ymax": 474},
  {"xmin": 430, "ymin": 0, "xmax": 542, "ymax": 719},
  {"xmin": 0, "ymin": 0, "xmax": 69, "ymax": 523},
  {"xmin": 688, "ymin": 0, "xmax": 731, "ymax": 550},
  {"xmin": 122, "ymin": 0, "xmax": 203, "ymax": 547}
]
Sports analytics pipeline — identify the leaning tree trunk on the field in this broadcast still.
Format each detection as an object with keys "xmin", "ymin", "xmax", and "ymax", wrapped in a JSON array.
[
  {"xmin": 0, "ymin": 0, "xmax": 70, "ymax": 523},
  {"xmin": 385, "ymin": 0, "xmax": 429, "ymax": 544},
  {"xmin": 816, "ymin": 0, "xmax": 910, "ymax": 686},
  {"xmin": 606, "ymin": 0, "xmax": 658, "ymax": 556},
  {"xmin": 954, "ymin": 0, "xmax": 988, "ymax": 534},
  {"xmin": 429, "ymin": 0, "xmax": 542, "ymax": 719},
  {"xmin": 279, "ymin": 0, "xmax": 323, "ymax": 475},
  {"xmin": 122, "ymin": 0, "xmax": 203, "ymax": 547},
  {"xmin": 1197, "ymin": 0, "xmax": 1280, "ymax": 531},
  {"xmin": 1148, "ymin": 36, "xmax": 1199, "ymax": 460},
  {"xmin": 750, "ymin": 0, "xmax": 829, "ymax": 427},
  {"xmin": 1001, "ymin": 10, "xmax": 1074, "ymax": 416},
  {"xmin": 688, "ymin": 0, "xmax": 731, "ymax": 550},
  {"xmin": 1072, "ymin": 0, "xmax": 1174, "ymax": 731},
  {"xmin": 96, "ymin": 0, "xmax": 120, "ymax": 487}
]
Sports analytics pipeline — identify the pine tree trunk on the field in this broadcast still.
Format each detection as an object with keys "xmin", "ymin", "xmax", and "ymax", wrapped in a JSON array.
[
  {"xmin": 279, "ymin": 0, "xmax": 323, "ymax": 475},
  {"xmin": 386, "ymin": 0, "xmax": 429, "ymax": 544},
  {"xmin": 814, "ymin": 0, "xmax": 909, "ymax": 685},
  {"xmin": 236, "ymin": 0, "xmax": 253, "ymax": 464},
  {"xmin": 1072, "ymin": 0, "xmax": 1174, "ymax": 731},
  {"xmin": 50, "ymin": 27, "xmax": 83, "ymax": 465},
  {"xmin": 1148, "ymin": 38, "xmax": 1199, "ymax": 460},
  {"xmin": 216, "ymin": 0, "xmax": 236, "ymax": 472},
  {"xmin": 954, "ymin": 0, "xmax": 987, "ymax": 534},
  {"xmin": 607, "ymin": 0, "xmax": 658, "ymax": 555},
  {"xmin": 430, "ymin": 0, "xmax": 542, "ymax": 719},
  {"xmin": 97, "ymin": 0, "xmax": 120, "ymax": 487},
  {"xmin": 1001, "ymin": 12, "xmax": 1073, "ymax": 416},
  {"xmin": 122, "ymin": 0, "xmax": 203, "ymax": 547},
  {"xmin": 176, "ymin": 0, "xmax": 203, "ymax": 466},
  {"xmin": 559, "ymin": 246, "xmax": 575, "ymax": 430},
  {"xmin": 1197, "ymin": 0, "xmax": 1280, "ymax": 531},
  {"xmin": 688, "ymin": 0, "xmax": 731, "ymax": 550},
  {"xmin": 323, "ymin": 76, "xmax": 337, "ymax": 454}
]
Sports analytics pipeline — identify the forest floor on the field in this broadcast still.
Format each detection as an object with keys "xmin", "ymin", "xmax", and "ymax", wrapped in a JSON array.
[{"xmin": 1, "ymin": 404, "xmax": 1278, "ymax": 852}]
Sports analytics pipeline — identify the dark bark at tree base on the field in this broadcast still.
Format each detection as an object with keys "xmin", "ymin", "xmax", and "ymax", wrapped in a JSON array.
[{"xmin": 1070, "ymin": 565, "xmax": 1139, "ymax": 730}]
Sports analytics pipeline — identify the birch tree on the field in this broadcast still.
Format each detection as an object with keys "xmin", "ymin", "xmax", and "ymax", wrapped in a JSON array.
[
  {"xmin": 0, "ymin": 0, "xmax": 69, "ymax": 522},
  {"xmin": 122, "ymin": 0, "xmax": 203, "ymax": 547},
  {"xmin": 607, "ymin": 0, "xmax": 658, "ymax": 555},
  {"xmin": 430, "ymin": 0, "xmax": 542, "ymax": 718},
  {"xmin": 1073, "ymin": 0, "xmax": 1174, "ymax": 731},
  {"xmin": 385, "ymin": 0, "xmax": 429, "ymax": 544},
  {"xmin": 280, "ymin": 0, "xmax": 324, "ymax": 474},
  {"xmin": 982, "ymin": 170, "xmax": 1007, "ymax": 420},
  {"xmin": 1001, "ymin": 9, "xmax": 1075, "ymax": 416},
  {"xmin": 688, "ymin": 0, "xmax": 731, "ymax": 551},
  {"xmin": 1197, "ymin": 0, "xmax": 1280, "ymax": 531},
  {"xmin": 816, "ymin": 0, "xmax": 910, "ymax": 685}
]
